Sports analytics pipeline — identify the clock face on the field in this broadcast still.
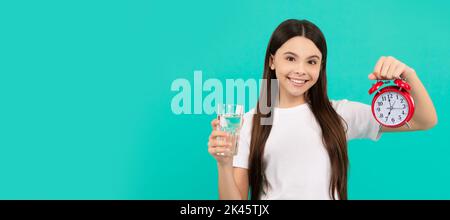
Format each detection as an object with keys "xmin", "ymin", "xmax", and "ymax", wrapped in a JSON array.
[{"xmin": 373, "ymin": 91, "xmax": 409, "ymax": 126}]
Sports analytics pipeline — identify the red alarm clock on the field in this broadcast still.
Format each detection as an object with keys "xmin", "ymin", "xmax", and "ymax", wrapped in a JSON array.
[{"xmin": 368, "ymin": 79, "xmax": 415, "ymax": 128}]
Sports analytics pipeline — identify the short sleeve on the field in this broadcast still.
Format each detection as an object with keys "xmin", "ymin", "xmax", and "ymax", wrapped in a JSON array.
[
  {"xmin": 232, "ymin": 109, "xmax": 255, "ymax": 169},
  {"xmin": 331, "ymin": 99, "xmax": 382, "ymax": 141}
]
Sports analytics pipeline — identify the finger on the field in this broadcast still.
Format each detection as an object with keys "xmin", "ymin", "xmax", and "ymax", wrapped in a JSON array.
[
  {"xmin": 208, "ymin": 146, "xmax": 232, "ymax": 156},
  {"xmin": 368, "ymin": 73, "xmax": 377, "ymax": 80},
  {"xmin": 380, "ymin": 56, "xmax": 394, "ymax": 79},
  {"xmin": 211, "ymin": 119, "xmax": 219, "ymax": 130},
  {"xmin": 392, "ymin": 63, "xmax": 406, "ymax": 79},
  {"xmin": 209, "ymin": 130, "xmax": 230, "ymax": 140},
  {"xmin": 369, "ymin": 71, "xmax": 382, "ymax": 80},
  {"xmin": 208, "ymin": 138, "xmax": 232, "ymax": 148},
  {"xmin": 208, "ymin": 138, "xmax": 224, "ymax": 148},
  {"xmin": 211, "ymin": 130, "xmax": 229, "ymax": 138},
  {"xmin": 373, "ymin": 56, "xmax": 385, "ymax": 74},
  {"xmin": 208, "ymin": 139, "xmax": 217, "ymax": 148},
  {"xmin": 386, "ymin": 60, "xmax": 399, "ymax": 79}
]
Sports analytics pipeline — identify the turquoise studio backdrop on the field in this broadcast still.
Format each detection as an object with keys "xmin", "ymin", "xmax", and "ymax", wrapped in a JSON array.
[{"xmin": 0, "ymin": 0, "xmax": 449, "ymax": 199}]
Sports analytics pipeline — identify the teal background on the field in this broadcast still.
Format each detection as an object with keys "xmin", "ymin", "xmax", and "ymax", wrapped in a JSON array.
[{"xmin": 0, "ymin": 0, "xmax": 449, "ymax": 199}]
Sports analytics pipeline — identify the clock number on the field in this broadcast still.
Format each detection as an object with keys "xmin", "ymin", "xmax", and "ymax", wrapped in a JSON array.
[{"xmin": 377, "ymin": 102, "xmax": 383, "ymax": 106}]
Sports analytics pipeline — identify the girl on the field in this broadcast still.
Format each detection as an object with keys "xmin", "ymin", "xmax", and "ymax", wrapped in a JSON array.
[{"xmin": 207, "ymin": 19, "xmax": 437, "ymax": 200}]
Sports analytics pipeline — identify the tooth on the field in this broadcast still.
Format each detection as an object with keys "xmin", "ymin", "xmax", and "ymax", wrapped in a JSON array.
[{"xmin": 291, "ymin": 79, "xmax": 305, "ymax": 83}]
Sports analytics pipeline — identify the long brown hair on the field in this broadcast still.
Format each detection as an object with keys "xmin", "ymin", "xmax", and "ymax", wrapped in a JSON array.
[{"xmin": 248, "ymin": 19, "xmax": 349, "ymax": 200}]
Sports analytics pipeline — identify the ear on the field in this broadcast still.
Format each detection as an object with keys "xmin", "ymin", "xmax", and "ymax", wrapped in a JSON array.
[{"xmin": 269, "ymin": 54, "xmax": 275, "ymax": 70}]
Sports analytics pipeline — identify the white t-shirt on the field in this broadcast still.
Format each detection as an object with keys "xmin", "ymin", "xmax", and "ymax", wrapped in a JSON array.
[{"xmin": 232, "ymin": 99, "xmax": 382, "ymax": 200}]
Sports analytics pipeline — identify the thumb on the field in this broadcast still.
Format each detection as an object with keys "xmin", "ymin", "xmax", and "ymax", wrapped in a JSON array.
[{"xmin": 368, "ymin": 73, "xmax": 377, "ymax": 80}]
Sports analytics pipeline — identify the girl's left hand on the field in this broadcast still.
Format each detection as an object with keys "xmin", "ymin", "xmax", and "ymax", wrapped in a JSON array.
[{"xmin": 368, "ymin": 56, "xmax": 416, "ymax": 80}]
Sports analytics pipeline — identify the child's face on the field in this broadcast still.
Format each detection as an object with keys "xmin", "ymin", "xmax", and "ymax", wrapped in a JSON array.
[{"xmin": 270, "ymin": 36, "xmax": 322, "ymax": 99}]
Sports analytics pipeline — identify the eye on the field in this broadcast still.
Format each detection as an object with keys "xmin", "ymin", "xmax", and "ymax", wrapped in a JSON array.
[
  {"xmin": 308, "ymin": 60, "xmax": 318, "ymax": 65},
  {"xmin": 286, "ymin": 56, "xmax": 295, "ymax": 62}
]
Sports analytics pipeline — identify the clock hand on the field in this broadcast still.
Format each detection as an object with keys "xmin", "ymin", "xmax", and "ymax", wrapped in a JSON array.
[
  {"xmin": 385, "ymin": 109, "xmax": 391, "ymax": 122},
  {"xmin": 385, "ymin": 100, "xmax": 396, "ymax": 123},
  {"xmin": 387, "ymin": 95, "xmax": 392, "ymax": 108}
]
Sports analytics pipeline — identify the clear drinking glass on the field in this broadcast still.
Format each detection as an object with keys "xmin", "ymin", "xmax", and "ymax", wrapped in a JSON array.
[{"xmin": 216, "ymin": 104, "xmax": 244, "ymax": 156}]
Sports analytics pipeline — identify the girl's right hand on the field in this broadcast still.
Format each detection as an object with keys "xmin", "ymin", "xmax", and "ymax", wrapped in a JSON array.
[{"xmin": 208, "ymin": 118, "xmax": 234, "ymax": 167}]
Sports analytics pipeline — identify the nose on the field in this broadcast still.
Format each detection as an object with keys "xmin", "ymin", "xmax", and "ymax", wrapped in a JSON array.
[{"xmin": 292, "ymin": 62, "xmax": 307, "ymax": 76}]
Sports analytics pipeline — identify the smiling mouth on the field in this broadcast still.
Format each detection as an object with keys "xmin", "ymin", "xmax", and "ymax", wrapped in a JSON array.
[{"xmin": 287, "ymin": 76, "xmax": 309, "ymax": 86}]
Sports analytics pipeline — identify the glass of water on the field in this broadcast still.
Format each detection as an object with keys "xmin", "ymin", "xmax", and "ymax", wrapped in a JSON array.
[{"xmin": 216, "ymin": 104, "xmax": 244, "ymax": 156}]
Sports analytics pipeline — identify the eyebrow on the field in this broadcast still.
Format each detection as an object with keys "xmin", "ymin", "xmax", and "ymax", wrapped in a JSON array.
[{"xmin": 283, "ymin": 51, "xmax": 321, "ymax": 59}]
